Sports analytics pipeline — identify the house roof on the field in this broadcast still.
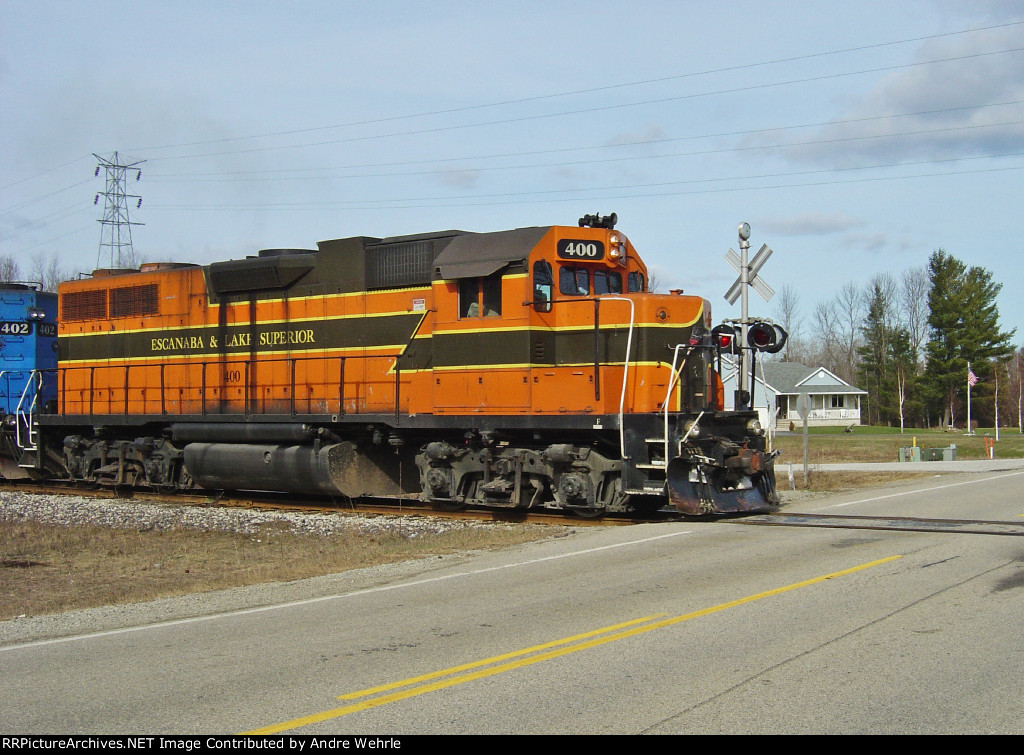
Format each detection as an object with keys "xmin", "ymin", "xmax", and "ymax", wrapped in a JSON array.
[{"xmin": 760, "ymin": 361, "xmax": 866, "ymax": 395}]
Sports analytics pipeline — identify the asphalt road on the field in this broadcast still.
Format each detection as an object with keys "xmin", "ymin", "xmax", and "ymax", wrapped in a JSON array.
[{"xmin": 3, "ymin": 467, "xmax": 1024, "ymax": 735}]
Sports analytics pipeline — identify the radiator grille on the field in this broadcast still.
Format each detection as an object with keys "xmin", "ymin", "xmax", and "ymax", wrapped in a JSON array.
[
  {"xmin": 367, "ymin": 240, "xmax": 434, "ymax": 289},
  {"xmin": 110, "ymin": 284, "xmax": 159, "ymax": 318},
  {"xmin": 61, "ymin": 289, "xmax": 108, "ymax": 321}
]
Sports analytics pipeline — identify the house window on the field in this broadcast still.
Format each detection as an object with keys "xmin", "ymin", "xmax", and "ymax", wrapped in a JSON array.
[
  {"xmin": 831, "ymin": 395, "xmax": 845, "ymax": 408},
  {"xmin": 459, "ymin": 274, "xmax": 502, "ymax": 318}
]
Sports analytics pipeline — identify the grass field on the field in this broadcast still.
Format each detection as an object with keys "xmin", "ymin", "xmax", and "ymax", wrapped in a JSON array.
[{"xmin": 771, "ymin": 425, "xmax": 1024, "ymax": 464}]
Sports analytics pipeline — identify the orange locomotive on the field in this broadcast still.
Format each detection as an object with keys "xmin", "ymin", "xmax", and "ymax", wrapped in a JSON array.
[{"xmin": 40, "ymin": 214, "xmax": 778, "ymax": 516}]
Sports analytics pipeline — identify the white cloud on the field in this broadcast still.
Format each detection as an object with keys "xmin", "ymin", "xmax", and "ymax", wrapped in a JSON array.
[
  {"xmin": 432, "ymin": 168, "xmax": 482, "ymax": 189},
  {"xmin": 758, "ymin": 212, "xmax": 866, "ymax": 236},
  {"xmin": 779, "ymin": 27, "xmax": 1024, "ymax": 167}
]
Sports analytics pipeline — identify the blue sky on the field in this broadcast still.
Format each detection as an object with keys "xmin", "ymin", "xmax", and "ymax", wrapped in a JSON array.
[{"xmin": 2, "ymin": 1, "xmax": 1022, "ymax": 339}]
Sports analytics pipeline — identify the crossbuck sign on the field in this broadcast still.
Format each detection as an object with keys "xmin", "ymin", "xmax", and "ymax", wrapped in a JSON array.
[{"xmin": 725, "ymin": 242, "xmax": 774, "ymax": 305}]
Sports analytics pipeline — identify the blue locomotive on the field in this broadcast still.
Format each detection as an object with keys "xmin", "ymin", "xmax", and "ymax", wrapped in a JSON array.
[{"xmin": 0, "ymin": 284, "xmax": 58, "ymax": 476}]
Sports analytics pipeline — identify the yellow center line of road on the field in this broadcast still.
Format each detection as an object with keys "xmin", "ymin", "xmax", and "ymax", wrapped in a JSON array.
[
  {"xmin": 337, "ymin": 613, "xmax": 669, "ymax": 700},
  {"xmin": 244, "ymin": 555, "xmax": 902, "ymax": 735}
]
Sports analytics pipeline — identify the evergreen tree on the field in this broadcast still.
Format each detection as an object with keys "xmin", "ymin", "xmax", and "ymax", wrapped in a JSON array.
[
  {"xmin": 924, "ymin": 250, "xmax": 1016, "ymax": 427},
  {"xmin": 858, "ymin": 279, "xmax": 919, "ymax": 427},
  {"xmin": 858, "ymin": 282, "xmax": 891, "ymax": 425}
]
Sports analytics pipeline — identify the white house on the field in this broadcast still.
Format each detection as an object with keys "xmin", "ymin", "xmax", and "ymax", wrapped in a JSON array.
[{"xmin": 719, "ymin": 359, "xmax": 866, "ymax": 429}]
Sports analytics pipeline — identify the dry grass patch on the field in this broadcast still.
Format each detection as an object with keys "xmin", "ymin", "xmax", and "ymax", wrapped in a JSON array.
[
  {"xmin": 772, "ymin": 429, "xmax": 1024, "ymax": 464},
  {"xmin": 0, "ymin": 518, "xmax": 552, "ymax": 620},
  {"xmin": 788, "ymin": 469, "xmax": 934, "ymax": 492}
]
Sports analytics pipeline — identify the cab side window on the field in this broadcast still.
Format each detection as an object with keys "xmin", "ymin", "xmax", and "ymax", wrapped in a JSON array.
[
  {"xmin": 533, "ymin": 260, "xmax": 553, "ymax": 312},
  {"xmin": 628, "ymin": 271, "xmax": 645, "ymax": 293},
  {"xmin": 481, "ymin": 275, "xmax": 501, "ymax": 317},
  {"xmin": 460, "ymin": 274, "xmax": 503, "ymax": 318}
]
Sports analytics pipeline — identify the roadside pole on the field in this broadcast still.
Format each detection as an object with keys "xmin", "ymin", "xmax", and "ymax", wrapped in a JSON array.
[{"xmin": 800, "ymin": 392, "xmax": 811, "ymax": 485}]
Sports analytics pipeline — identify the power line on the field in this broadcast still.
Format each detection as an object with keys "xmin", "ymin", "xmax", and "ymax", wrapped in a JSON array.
[
  {"xmin": 129, "ymin": 19, "xmax": 1024, "ymax": 155},
  {"xmin": 135, "ymin": 43, "xmax": 1024, "ymax": 164},
  {"xmin": 144, "ymin": 151, "xmax": 1024, "ymax": 211},
  {"xmin": 143, "ymin": 113, "xmax": 1024, "ymax": 185},
  {"xmin": 144, "ymin": 100, "xmax": 1024, "ymax": 182}
]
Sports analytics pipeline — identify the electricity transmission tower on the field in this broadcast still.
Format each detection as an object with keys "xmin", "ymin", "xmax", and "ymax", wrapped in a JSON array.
[{"xmin": 94, "ymin": 151, "xmax": 145, "ymax": 269}]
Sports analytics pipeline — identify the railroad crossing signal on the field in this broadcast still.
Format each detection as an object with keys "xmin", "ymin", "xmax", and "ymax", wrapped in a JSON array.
[
  {"xmin": 724, "ymin": 242, "xmax": 774, "ymax": 305},
  {"xmin": 722, "ymin": 222, "xmax": 778, "ymax": 410}
]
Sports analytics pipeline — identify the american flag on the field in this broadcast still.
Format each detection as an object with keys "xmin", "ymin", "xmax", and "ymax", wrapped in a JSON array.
[{"xmin": 968, "ymin": 369, "xmax": 978, "ymax": 387}]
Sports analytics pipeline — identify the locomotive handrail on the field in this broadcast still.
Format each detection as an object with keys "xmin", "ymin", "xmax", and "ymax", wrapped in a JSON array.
[
  {"xmin": 526, "ymin": 293, "xmax": 637, "ymax": 457},
  {"xmin": 15, "ymin": 369, "xmax": 55, "ymax": 451},
  {"xmin": 597, "ymin": 296, "xmax": 635, "ymax": 460},
  {"xmin": 57, "ymin": 352, "xmax": 402, "ymax": 420},
  {"xmin": 662, "ymin": 344, "xmax": 692, "ymax": 465},
  {"xmin": 556, "ymin": 295, "xmax": 636, "ymax": 459}
]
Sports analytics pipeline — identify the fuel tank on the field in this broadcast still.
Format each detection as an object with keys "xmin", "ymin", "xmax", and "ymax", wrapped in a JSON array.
[{"xmin": 183, "ymin": 441, "xmax": 417, "ymax": 498}]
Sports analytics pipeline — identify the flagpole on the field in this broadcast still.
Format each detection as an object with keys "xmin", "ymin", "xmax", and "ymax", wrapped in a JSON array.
[
  {"xmin": 995, "ymin": 366, "xmax": 1000, "ymax": 442},
  {"xmin": 967, "ymin": 361, "xmax": 972, "ymax": 435}
]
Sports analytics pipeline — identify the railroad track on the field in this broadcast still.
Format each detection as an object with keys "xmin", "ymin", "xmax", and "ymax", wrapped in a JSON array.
[
  {"xmin": 0, "ymin": 481, "xmax": 640, "ymax": 527},
  {"xmin": 16, "ymin": 482, "xmax": 1022, "ymax": 534},
  {"xmin": 731, "ymin": 511, "xmax": 1024, "ymax": 537}
]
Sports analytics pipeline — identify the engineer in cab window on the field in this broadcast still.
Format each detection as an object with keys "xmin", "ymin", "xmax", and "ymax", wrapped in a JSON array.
[{"xmin": 459, "ymin": 274, "xmax": 502, "ymax": 318}]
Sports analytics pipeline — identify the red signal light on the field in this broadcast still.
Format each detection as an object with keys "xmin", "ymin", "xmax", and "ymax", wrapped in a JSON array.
[
  {"xmin": 747, "ymin": 322, "xmax": 788, "ymax": 353},
  {"xmin": 711, "ymin": 324, "xmax": 739, "ymax": 354},
  {"xmin": 747, "ymin": 322, "xmax": 775, "ymax": 350}
]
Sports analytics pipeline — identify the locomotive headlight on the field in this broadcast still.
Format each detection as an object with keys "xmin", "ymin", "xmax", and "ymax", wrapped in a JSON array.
[
  {"xmin": 608, "ymin": 234, "xmax": 627, "ymax": 264},
  {"xmin": 609, "ymin": 234, "xmax": 621, "ymax": 258},
  {"xmin": 746, "ymin": 418, "xmax": 764, "ymax": 436}
]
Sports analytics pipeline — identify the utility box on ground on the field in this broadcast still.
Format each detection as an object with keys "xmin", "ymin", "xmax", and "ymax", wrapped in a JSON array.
[{"xmin": 898, "ymin": 447, "xmax": 922, "ymax": 462}]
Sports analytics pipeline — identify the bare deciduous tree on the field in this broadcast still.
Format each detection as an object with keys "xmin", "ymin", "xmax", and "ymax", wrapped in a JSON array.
[
  {"xmin": 28, "ymin": 252, "xmax": 73, "ymax": 291},
  {"xmin": 772, "ymin": 283, "xmax": 802, "ymax": 362},
  {"xmin": 899, "ymin": 265, "xmax": 929, "ymax": 368},
  {"xmin": 0, "ymin": 255, "xmax": 21, "ymax": 283}
]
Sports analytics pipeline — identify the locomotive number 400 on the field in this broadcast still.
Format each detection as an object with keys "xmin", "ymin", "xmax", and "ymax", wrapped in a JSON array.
[{"xmin": 557, "ymin": 239, "xmax": 605, "ymax": 260}]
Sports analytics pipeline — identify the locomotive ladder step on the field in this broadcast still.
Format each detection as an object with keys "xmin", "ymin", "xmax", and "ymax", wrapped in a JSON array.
[
  {"xmin": 17, "ymin": 450, "xmax": 39, "ymax": 469},
  {"xmin": 636, "ymin": 462, "xmax": 666, "ymax": 469},
  {"xmin": 625, "ymin": 483, "xmax": 668, "ymax": 495}
]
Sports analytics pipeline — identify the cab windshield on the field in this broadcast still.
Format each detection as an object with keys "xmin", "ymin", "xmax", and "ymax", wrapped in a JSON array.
[{"xmin": 558, "ymin": 266, "xmax": 623, "ymax": 296}]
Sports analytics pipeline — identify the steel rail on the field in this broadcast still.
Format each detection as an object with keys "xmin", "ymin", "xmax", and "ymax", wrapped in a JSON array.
[{"xmin": 0, "ymin": 481, "xmax": 633, "ymax": 526}]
